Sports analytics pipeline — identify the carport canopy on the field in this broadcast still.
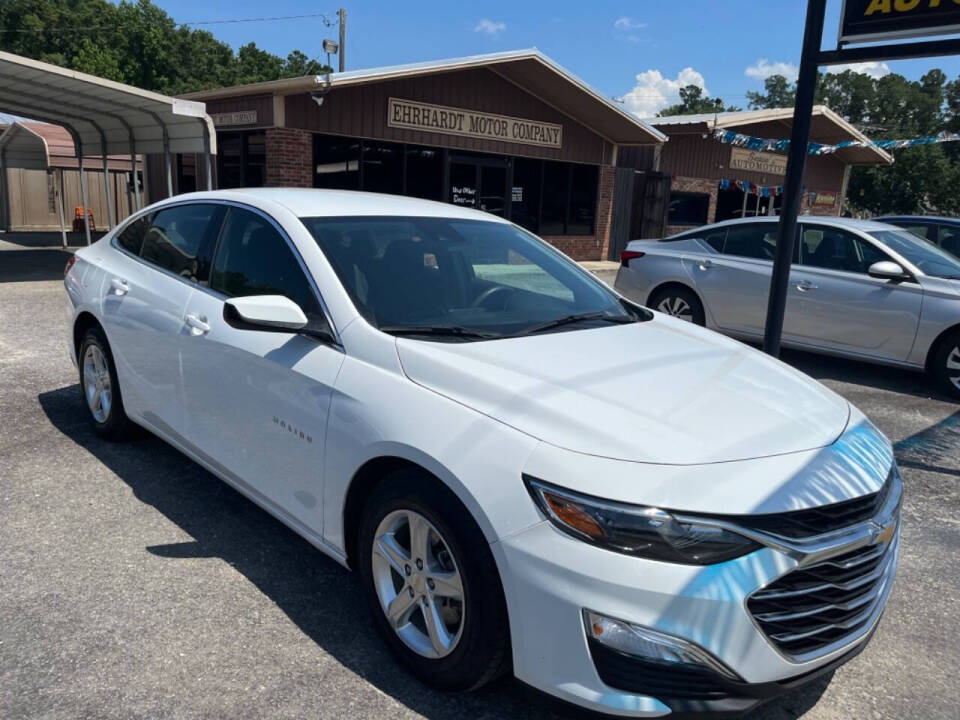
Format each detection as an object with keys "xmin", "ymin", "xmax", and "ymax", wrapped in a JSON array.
[
  {"xmin": 0, "ymin": 121, "xmax": 51, "ymax": 171},
  {"xmin": 0, "ymin": 50, "xmax": 216, "ymax": 241}
]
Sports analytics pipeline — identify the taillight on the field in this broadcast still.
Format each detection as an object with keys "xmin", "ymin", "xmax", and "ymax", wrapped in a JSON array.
[
  {"xmin": 64, "ymin": 254, "xmax": 77, "ymax": 278},
  {"xmin": 620, "ymin": 250, "xmax": 645, "ymax": 267}
]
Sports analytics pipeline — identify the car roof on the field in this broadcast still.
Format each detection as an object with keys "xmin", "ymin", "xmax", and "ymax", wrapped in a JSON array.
[
  {"xmin": 876, "ymin": 215, "xmax": 960, "ymax": 225},
  {"xmin": 149, "ymin": 188, "xmax": 513, "ymax": 223},
  {"xmin": 673, "ymin": 215, "xmax": 899, "ymax": 234}
]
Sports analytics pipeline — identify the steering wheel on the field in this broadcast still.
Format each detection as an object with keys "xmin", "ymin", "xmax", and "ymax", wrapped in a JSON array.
[{"xmin": 470, "ymin": 285, "xmax": 515, "ymax": 310}]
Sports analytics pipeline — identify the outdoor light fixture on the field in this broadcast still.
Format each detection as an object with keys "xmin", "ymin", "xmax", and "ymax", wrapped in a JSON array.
[{"xmin": 322, "ymin": 39, "xmax": 339, "ymax": 55}]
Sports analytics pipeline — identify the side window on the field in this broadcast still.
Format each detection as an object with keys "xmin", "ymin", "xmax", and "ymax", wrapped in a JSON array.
[
  {"xmin": 210, "ymin": 208, "xmax": 322, "ymax": 318},
  {"xmin": 141, "ymin": 204, "xmax": 222, "ymax": 283},
  {"xmin": 723, "ymin": 224, "xmax": 779, "ymax": 260},
  {"xmin": 938, "ymin": 225, "xmax": 960, "ymax": 257},
  {"xmin": 898, "ymin": 223, "xmax": 933, "ymax": 241},
  {"xmin": 116, "ymin": 214, "xmax": 150, "ymax": 256},
  {"xmin": 702, "ymin": 229, "xmax": 726, "ymax": 252},
  {"xmin": 799, "ymin": 226, "xmax": 887, "ymax": 274}
]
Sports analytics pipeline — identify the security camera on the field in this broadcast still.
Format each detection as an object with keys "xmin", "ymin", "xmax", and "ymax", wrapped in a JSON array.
[{"xmin": 311, "ymin": 92, "xmax": 325, "ymax": 108}]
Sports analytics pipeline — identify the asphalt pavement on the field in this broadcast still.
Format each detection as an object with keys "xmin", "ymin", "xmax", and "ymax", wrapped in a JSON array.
[{"xmin": 1, "ymin": 240, "xmax": 957, "ymax": 719}]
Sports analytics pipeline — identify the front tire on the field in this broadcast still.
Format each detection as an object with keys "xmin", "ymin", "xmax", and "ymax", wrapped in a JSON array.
[
  {"xmin": 931, "ymin": 329, "xmax": 960, "ymax": 400},
  {"xmin": 78, "ymin": 326, "xmax": 131, "ymax": 440},
  {"xmin": 358, "ymin": 469, "xmax": 511, "ymax": 691},
  {"xmin": 648, "ymin": 285, "xmax": 706, "ymax": 326}
]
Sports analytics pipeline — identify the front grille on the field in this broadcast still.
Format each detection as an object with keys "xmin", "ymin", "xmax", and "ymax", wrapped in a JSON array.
[
  {"xmin": 747, "ymin": 534, "xmax": 897, "ymax": 658},
  {"xmin": 711, "ymin": 476, "xmax": 893, "ymax": 539}
]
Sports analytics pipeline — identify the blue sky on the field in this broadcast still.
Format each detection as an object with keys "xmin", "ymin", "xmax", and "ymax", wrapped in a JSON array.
[{"xmin": 152, "ymin": 0, "xmax": 960, "ymax": 117}]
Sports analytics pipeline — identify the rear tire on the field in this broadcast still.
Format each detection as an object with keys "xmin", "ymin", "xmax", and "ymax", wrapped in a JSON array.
[
  {"xmin": 78, "ymin": 326, "xmax": 131, "ymax": 440},
  {"xmin": 931, "ymin": 329, "xmax": 960, "ymax": 400},
  {"xmin": 648, "ymin": 286, "xmax": 706, "ymax": 326},
  {"xmin": 357, "ymin": 469, "xmax": 511, "ymax": 691}
]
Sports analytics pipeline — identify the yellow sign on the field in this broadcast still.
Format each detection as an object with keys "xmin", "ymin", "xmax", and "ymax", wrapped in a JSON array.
[
  {"xmin": 814, "ymin": 192, "xmax": 838, "ymax": 206},
  {"xmin": 729, "ymin": 147, "xmax": 788, "ymax": 176},
  {"xmin": 387, "ymin": 98, "xmax": 563, "ymax": 149}
]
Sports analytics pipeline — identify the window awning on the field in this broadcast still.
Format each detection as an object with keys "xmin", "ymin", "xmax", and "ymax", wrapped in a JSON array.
[{"xmin": 0, "ymin": 50, "xmax": 216, "ymax": 157}]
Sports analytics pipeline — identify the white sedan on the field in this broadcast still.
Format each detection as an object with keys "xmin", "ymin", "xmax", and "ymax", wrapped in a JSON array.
[{"xmin": 64, "ymin": 189, "xmax": 900, "ymax": 717}]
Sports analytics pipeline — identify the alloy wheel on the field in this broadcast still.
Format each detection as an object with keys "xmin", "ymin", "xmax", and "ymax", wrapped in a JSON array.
[
  {"xmin": 371, "ymin": 509, "xmax": 465, "ymax": 659},
  {"xmin": 657, "ymin": 295, "xmax": 693, "ymax": 322},
  {"xmin": 947, "ymin": 346, "xmax": 960, "ymax": 391},
  {"xmin": 83, "ymin": 344, "xmax": 112, "ymax": 423}
]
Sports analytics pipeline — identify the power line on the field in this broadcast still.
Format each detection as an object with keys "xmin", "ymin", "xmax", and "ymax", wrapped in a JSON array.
[{"xmin": 0, "ymin": 11, "xmax": 339, "ymax": 34}]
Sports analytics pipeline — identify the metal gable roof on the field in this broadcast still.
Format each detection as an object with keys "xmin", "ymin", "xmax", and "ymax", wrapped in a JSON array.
[
  {"xmin": 0, "ymin": 50, "xmax": 216, "ymax": 157},
  {"xmin": 650, "ymin": 106, "xmax": 892, "ymax": 165},
  {"xmin": 184, "ymin": 49, "xmax": 666, "ymax": 146}
]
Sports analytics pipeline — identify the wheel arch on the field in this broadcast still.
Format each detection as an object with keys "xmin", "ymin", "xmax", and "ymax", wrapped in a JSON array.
[
  {"xmin": 647, "ymin": 280, "xmax": 704, "ymax": 307},
  {"xmin": 341, "ymin": 453, "xmax": 494, "ymax": 572},
  {"xmin": 73, "ymin": 311, "xmax": 103, "ymax": 358},
  {"xmin": 925, "ymin": 322, "xmax": 960, "ymax": 372}
]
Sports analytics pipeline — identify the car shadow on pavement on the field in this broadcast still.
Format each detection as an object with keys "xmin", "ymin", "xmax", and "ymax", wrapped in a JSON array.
[
  {"xmin": 778, "ymin": 347, "xmax": 950, "ymax": 402},
  {"xmin": 39, "ymin": 384, "xmax": 831, "ymax": 720},
  {"xmin": 0, "ymin": 247, "xmax": 73, "ymax": 283}
]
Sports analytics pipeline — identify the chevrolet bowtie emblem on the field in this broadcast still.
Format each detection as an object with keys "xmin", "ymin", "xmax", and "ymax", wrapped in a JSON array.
[{"xmin": 869, "ymin": 519, "xmax": 895, "ymax": 546}]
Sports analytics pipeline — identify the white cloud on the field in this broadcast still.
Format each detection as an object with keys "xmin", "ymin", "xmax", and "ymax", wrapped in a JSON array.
[
  {"xmin": 622, "ymin": 67, "xmax": 708, "ymax": 118},
  {"xmin": 826, "ymin": 61, "xmax": 891, "ymax": 79},
  {"xmin": 745, "ymin": 58, "xmax": 799, "ymax": 82},
  {"xmin": 614, "ymin": 17, "xmax": 646, "ymax": 30},
  {"xmin": 474, "ymin": 19, "xmax": 506, "ymax": 36}
]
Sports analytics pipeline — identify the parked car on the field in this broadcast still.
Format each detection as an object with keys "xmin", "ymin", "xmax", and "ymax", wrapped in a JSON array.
[
  {"xmin": 65, "ymin": 189, "xmax": 901, "ymax": 717},
  {"xmin": 616, "ymin": 216, "xmax": 960, "ymax": 398},
  {"xmin": 875, "ymin": 215, "xmax": 960, "ymax": 258}
]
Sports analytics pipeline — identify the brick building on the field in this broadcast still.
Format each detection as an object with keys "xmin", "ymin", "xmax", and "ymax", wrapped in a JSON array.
[
  {"xmin": 171, "ymin": 50, "xmax": 665, "ymax": 261},
  {"xmin": 649, "ymin": 107, "xmax": 893, "ymax": 236}
]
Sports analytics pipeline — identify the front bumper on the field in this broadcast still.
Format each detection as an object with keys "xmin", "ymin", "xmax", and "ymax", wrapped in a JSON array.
[{"xmin": 492, "ymin": 512, "xmax": 900, "ymax": 717}]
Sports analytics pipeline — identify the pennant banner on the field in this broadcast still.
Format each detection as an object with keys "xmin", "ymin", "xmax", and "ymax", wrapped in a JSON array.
[
  {"xmin": 718, "ymin": 178, "xmax": 785, "ymax": 196},
  {"xmin": 713, "ymin": 127, "xmax": 960, "ymax": 156}
]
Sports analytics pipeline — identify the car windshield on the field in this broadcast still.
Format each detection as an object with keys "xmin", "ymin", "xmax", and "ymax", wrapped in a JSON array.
[
  {"xmin": 869, "ymin": 229, "xmax": 960, "ymax": 280},
  {"xmin": 302, "ymin": 216, "xmax": 642, "ymax": 340}
]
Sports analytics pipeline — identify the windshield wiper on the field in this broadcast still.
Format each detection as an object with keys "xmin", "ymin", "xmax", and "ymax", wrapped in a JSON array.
[
  {"xmin": 379, "ymin": 325, "xmax": 503, "ymax": 340},
  {"xmin": 516, "ymin": 312, "xmax": 637, "ymax": 336}
]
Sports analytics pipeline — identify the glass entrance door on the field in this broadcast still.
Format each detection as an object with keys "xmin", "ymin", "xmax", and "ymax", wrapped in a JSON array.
[{"xmin": 448, "ymin": 156, "xmax": 509, "ymax": 217}]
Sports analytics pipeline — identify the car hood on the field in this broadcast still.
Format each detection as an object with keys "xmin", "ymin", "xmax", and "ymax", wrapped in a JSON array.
[{"xmin": 395, "ymin": 316, "xmax": 850, "ymax": 465}]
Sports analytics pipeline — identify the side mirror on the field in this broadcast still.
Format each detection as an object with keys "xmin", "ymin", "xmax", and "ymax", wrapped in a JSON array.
[
  {"xmin": 867, "ymin": 260, "xmax": 910, "ymax": 282},
  {"xmin": 224, "ymin": 295, "xmax": 308, "ymax": 331}
]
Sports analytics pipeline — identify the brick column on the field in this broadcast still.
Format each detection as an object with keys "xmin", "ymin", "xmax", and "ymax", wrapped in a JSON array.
[
  {"xmin": 595, "ymin": 165, "xmax": 616, "ymax": 260},
  {"xmin": 265, "ymin": 128, "xmax": 313, "ymax": 188}
]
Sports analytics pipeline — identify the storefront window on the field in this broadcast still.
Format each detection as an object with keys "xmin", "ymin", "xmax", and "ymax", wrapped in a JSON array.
[
  {"xmin": 405, "ymin": 145, "xmax": 443, "ymax": 200},
  {"xmin": 217, "ymin": 131, "xmax": 265, "ymax": 189},
  {"xmin": 668, "ymin": 192, "xmax": 709, "ymax": 225},
  {"xmin": 568, "ymin": 164, "xmax": 598, "ymax": 235},
  {"xmin": 313, "ymin": 134, "xmax": 360, "ymax": 190},
  {"xmin": 361, "ymin": 139, "xmax": 404, "ymax": 195},
  {"xmin": 540, "ymin": 161, "xmax": 568, "ymax": 235},
  {"xmin": 509, "ymin": 158, "xmax": 542, "ymax": 233}
]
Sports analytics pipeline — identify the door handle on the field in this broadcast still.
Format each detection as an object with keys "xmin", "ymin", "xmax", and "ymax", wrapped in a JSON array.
[
  {"xmin": 698, "ymin": 259, "xmax": 714, "ymax": 270},
  {"xmin": 110, "ymin": 278, "xmax": 130, "ymax": 295},
  {"xmin": 795, "ymin": 279, "xmax": 818, "ymax": 291},
  {"xmin": 184, "ymin": 313, "xmax": 210, "ymax": 335}
]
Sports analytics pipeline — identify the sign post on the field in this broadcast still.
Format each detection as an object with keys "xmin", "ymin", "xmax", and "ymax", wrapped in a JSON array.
[{"xmin": 762, "ymin": 0, "xmax": 960, "ymax": 358}]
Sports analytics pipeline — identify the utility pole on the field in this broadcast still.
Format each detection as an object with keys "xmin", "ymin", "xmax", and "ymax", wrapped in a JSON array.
[{"xmin": 338, "ymin": 8, "xmax": 346, "ymax": 72}]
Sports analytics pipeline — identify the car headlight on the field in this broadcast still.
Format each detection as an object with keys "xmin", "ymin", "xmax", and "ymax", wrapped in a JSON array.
[{"xmin": 523, "ymin": 476, "xmax": 760, "ymax": 565}]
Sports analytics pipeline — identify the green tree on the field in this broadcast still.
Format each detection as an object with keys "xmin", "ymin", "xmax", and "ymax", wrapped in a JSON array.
[
  {"xmin": 746, "ymin": 75, "xmax": 796, "ymax": 109},
  {"xmin": 0, "ymin": 0, "xmax": 332, "ymax": 94},
  {"xmin": 659, "ymin": 85, "xmax": 741, "ymax": 116}
]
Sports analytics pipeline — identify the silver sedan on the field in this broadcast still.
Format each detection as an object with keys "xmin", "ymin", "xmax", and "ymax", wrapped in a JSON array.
[{"xmin": 614, "ymin": 216, "xmax": 960, "ymax": 398}]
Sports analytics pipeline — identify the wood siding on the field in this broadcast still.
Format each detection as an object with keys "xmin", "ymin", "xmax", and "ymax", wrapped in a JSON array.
[
  {"xmin": 205, "ymin": 94, "xmax": 274, "ymax": 130},
  {"xmin": 658, "ymin": 131, "xmax": 846, "ymax": 192},
  {"xmin": 285, "ymin": 68, "xmax": 613, "ymax": 165}
]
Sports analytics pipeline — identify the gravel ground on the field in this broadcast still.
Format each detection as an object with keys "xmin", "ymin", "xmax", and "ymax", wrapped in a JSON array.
[{"xmin": 1, "ymin": 240, "xmax": 957, "ymax": 720}]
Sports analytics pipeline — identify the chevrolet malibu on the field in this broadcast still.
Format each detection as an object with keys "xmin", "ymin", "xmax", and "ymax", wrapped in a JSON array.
[{"xmin": 65, "ymin": 189, "xmax": 901, "ymax": 717}]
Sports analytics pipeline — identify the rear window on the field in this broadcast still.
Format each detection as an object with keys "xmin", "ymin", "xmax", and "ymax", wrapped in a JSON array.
[{"xmin": 116, "ymin": 214, "xmax": 150, "ymax": 256}]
